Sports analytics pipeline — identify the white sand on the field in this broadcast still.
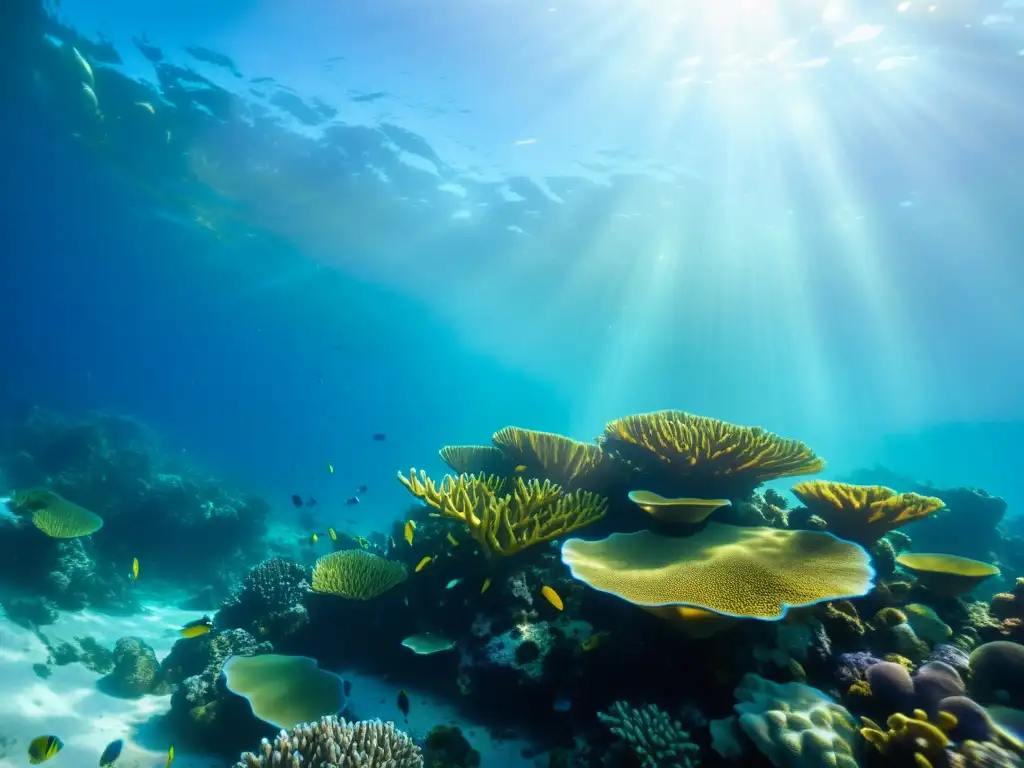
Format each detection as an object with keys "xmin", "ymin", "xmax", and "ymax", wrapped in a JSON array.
[{"xmin": 0, "ymin": 598, "xmax": 538, "ymax": 768}]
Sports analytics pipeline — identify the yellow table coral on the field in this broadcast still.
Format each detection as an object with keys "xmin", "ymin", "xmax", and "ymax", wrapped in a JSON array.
[
  {"xmin": 311, "ymin": 550, "xmax": 407, "ymax": 599},
  {"xmin": 491, "ymin": 426, "xmax": 611, "ymax": 490},
  {"xmin": 602, "ymin": 411, "xmax": 824, "ymax": 497},
  {"xmin": 398, "ymin": 469, "xmax": 607, "ymax": 557},
  {"xmin": 791, "ymin": 480, "xmax": 944, "ymax": 544},
  {"xmin": 437, "ymin": 445, "xmax": 514, "ymax": 476},
  {"xmin": 560, "ymin": 523, "xmax": 874, "ymax": 620}
]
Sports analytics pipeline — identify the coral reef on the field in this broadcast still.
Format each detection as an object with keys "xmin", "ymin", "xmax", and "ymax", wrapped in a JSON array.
[
  {"xmin": 598, "ymin": 701, "xmax": 699, "ymax": 768},
  {"xmin": 218, "ymin": 557, "xmax": 312, "ymax": 643},
  {"xmin": 234, "ymin": 716, "xmax": 422, "ymax": 767},
  {"xmin": 98, "ymin": 636, "xmax": 164, "ymax": 698},
  {"xmin": 311, "ymin": 550, "xmax": 408, "ymax": 599}
]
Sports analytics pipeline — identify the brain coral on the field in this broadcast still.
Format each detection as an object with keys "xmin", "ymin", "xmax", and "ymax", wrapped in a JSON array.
[
  {"xmin": 560, "ymin": 523, "xmax": 874, "ymax": 620},
  {"xmin": 235, "ymin": 715, "xmax": 422, "ymax": 768},
  {"xmin": 311, "ymin": 550, "xmax": 407, "ymax": 600},
  {"xmin": 732, "ymin": 673, "xmax": 859, "ymax": 768}
]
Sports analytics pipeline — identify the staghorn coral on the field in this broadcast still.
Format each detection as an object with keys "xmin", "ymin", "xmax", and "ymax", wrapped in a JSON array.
[
  {"xmin": 398, "ymin": 470, "xmax": 607, "ymax": 557},
  {"xmin": 791, "ymin": 480, "xmax": 944, "ymax": 545},
  {"xmin": 560, "ymin": 523, "xmax": 875, "ymax": 620},
  {"xmin": 491, "ymin": 427, "xmax": 610, "ymax": 490},
  {"xmin": 730, "ymin": 673, "xmax": 859, "ymax": 767},
  {"xmin": 598, "ymin": 701, "xmax": 699, "ymax": 768},
  {"xmin": 437, "ymin": 445, "xmax": 513, "ymax": 477},
  {"xmin": 601, "ymin": 410, "xmax": 824, "ymax": 497},
  {"xmin": 861, "ymin": 708, "xmax": 957, "ymax": 767},
  {"xmin": 311, "ymin": 550, "xmax": 407, "ymax": 599},
  {"xmin": 235, "ymin": 715, "xmax": 422, "ymax": 768}
]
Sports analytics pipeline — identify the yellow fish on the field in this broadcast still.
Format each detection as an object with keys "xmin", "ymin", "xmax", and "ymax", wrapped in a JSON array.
[
  {"xmin": 328, "ymin": 527, "xmax": 338, "ymax": 542},
  {"xmin": 328, "ymin": 462, "xmax": 334, "ymax": 474},
  {"xmin": 130, "ymin": 557, "xmax": 139, "ymax": 582},
  {"xmin": 541, "ymin": 585, "xmax": 564, "ymax": 611},
  {"xmin": 480, "ymin": 578, "xmax": 492, "ymax": 595},
  {"xmin": 309, "ymin": 532, "xmax": 319, "ymax": 545},
  {"xmin": 179, "ymin": 616, "xmax": 213, "ymax": 638},
  {"xmin": 415, "ymin": 556, "xmax": 432, "ymax": 573},
  {"xmin": 166, "ymin": 745, "xmax": 175, "ymax": 768},
  {"xmin": 514, "ymin": 464, "xmax": 527, "ymax": 472},
  {"xmin": 356, "ymin": 536, "xmax": 370, "ymax": 548},
  {"xmin": 446, "ymin": 532, "xmax": 459, "ymax": 547},
  {"xmin": 27, "ymin": 735, "xmax": 62, "ymax": 764},
  {"xmin": 404, "ymin": 520, "xmax": 415, "ymax": 546}
]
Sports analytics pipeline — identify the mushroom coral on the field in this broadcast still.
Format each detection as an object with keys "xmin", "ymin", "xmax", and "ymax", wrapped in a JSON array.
[
  {"xmin": 310, "ymin": 550, "xmax": 407, "ymax": 599},
  {"xmin": 491, "ymin": 426, "xmax": 611, "ymax": 491},
  {"xmin": 791, "ymin": 480, "xmax": 944, "ymax": 545},
  {"xmin": 10, "ymin": 488, "xmax": 104, "ymax": 538},
  {"xmin": 560, "ymin": 523, "xmax": 875, "ymax": 620},
  {"xmin": 601, "ymin": 411, "xmax": 824, "ymax": 498},
  {"xmin": 397, "ymin": 470, "xmax": 607, "ymax": 557}
]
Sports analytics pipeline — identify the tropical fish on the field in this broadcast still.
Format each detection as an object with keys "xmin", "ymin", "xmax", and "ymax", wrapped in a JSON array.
[
  {"xmin": 328, "ymin": 462, "xmax": 334, "ymax": 474},
  {"xmin": 446, "ymin": 532, "xmax": 459, "ymax": 547},
  {"xmin": 355, "ymin": 536, "xmax": 370, "ymax": 548},
  {"xmin": 291, "ymin": 494, "xmax": 304, "ymax": 508},
  {"xmin": 415, "ymin": 556, "xmax": 432, "ymax": 573},
  {"xmin": 480, "ymin": 578, "xmax": 492, "ymax": 595},
  {"xmin": 27, "ymin": 735, "xmax": 62, "ymax": 764},
  {"xmin": 99, "ymin": 738, "xmax": 124, "ymax": 766},
  {"xmin": 372, "ymin": 433, "xmax": 387, "ymax": 441},
  {"xmin": 134, "ymin": 101, "xmax": 155, "ymax": 114},
  {"xmin": 165, "ymin": 745, "xmax": 175, "ymax": 768},
  {"xmin": 445, "ymin": 578, "xmax": 463, "ymax": 590},
  {"xmin": 396, "ymin": 689, "xmax": 410, "ymax": 722},
  {"xmin": 179, "ymin": 616, "xmax": 213, "ymax": 639},
  {"xmin": 309, "ymin": 532, "xmax": 319, "ymax": 545},
  {"xmin": 71, "ymin": 46, "xmax": 93, "ymax": 84},
  {"xmin": 345, "ymin": 496, "xmax": 360, "ymax": 506},
  {"xmin": 404, "ymin": 521, "xmax": 415, "ymax": 546},
  {"xmin": 582, "ymin": 631, "xmax": 610, "ymax": 651},
  {"xmin": 307, "ymin": 497, "xmax": 318, "ymax": 507},
  {"xmin": 514, "ymin": 465, "xmax": 527, "ymax": 473},
  {"xmin": 541, "ymin": 585, "xmax": 564, "ymax": 611},
  {"xmin": 130, "ymin": 557, "xmax": 139, "ymax": 583},
  {"xmin": 327, "ymin": 527, "xmax": 338, "ymax": 542},
  {"xmin": 356, "ymin": 485, "xmax": 368, "ymax": 493}
]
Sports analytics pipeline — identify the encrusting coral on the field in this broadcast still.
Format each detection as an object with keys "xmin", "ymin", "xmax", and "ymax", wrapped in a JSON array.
[
  {"xmin": 311, "ymin": 550, "xmax": 407, "ymax": 599},
  {"xmin": 235, "ymin": 716, "xmax": 422, "ymax": 767},
  {"xmin": 561, "ymin": 523, "xmax": 875, "ymax": 620},
  {"xmin": 598, "ymin": 700, "xmax": 699, "ymax": 768},
  {"xmin": 791, "ymin": 480, "xmax": 945, "ymax": 545},
  {"xmin": 397, "ymin": 470, "xmax": 607, "ymax": 557},
  {"xmin": 601, "ymin": 410, "xmax": 825, "ymax": 497}
]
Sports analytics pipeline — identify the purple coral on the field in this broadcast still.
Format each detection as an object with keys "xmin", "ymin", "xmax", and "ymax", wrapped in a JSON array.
[{"xmin": 835, "ymin": 652, "xmax": 882, "ymax": 684}]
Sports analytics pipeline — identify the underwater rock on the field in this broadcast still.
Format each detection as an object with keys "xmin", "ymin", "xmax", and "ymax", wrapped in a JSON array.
[
  {"xmin": 969, "ymin": 641, "xmax": 1024, "ymax": 708},
  {"xmin": 423, "ymin": 725, "xmax": 480, "ymax": 768},
  {"xmin": 0, "ymin": 595, "xmax": 59, "ymax": 628},
  {"xmin": 37, "ymin": 633, "xmax": 115, "ymax": 674},
  {"xmin": 99, "ymin": 636, "xmax": 163, "ymax": 698}
]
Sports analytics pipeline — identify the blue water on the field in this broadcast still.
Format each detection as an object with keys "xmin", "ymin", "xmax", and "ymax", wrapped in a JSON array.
[{"xmin": 3, "ymin": 0, "xmax": 1024, "ymax": 530}]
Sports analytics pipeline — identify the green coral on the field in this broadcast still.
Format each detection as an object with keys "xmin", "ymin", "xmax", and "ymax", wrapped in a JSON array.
[{"xmin": 598, "ymin": 701, "xmax": 700, "ymax": 768}]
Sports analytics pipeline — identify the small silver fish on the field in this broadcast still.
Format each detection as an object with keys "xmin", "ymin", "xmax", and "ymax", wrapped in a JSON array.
[{"xmin": 71, "ymin": 46, "xmax": 94, "ymax": 84}]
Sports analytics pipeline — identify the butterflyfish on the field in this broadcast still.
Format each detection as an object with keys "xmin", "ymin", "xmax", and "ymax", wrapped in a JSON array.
[
  {"xmin": 328, "ymin": 527, "xmax": 338, "ymax": 541},
  {"xmin": 179, "ymin": 616, "xmax": 213, "ymax": 639},
  {"xmin": 415, "ymin": 556, "xmax": 432, "ymax": 572},
  {"xmin": 397, "ymin": 689, "xmax": 410, "ymax": 722},
  {"xmin": 130, "ymin": 557, "xmax": 139, "ymax": 582},
  {"xmin": 27, "ymin": 736, "xmax": 62, "ymax": 764},
  {"xmin": 309, "ymin": 532, "xmax": 319, "ymax": 545},
  {"xmin": 99, "ymin": 738, "xmax": 124, "ymax": 766},
  {"xmin": 514, "ymin": 464, "xmax": 527, "ymax": 472},
  {"xmin": 166, "ymin": 745, "xmax": 175, "ymax": 768},
  {"xmin": 480, "ymin": 578, "xmax": 492, "ymax": 595},
  {"xmin": 404, "ymin": 520, "xmax": 415, "ymax": 546},
  {"xmin": 446, "ymin": 532, "xmax": 459, "ymax": 547},
  {"xmin": 541, "ymin": 585, "xmax": 564, "ymax": 611}
]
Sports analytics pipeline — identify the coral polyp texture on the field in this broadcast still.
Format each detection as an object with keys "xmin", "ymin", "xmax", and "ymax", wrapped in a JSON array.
[
  {"xmin": 235, "ymin": 716, "xmax": 422, "ymax": 768},
  {"xmin": 597, "ymin": 700, "xmax": 699, "ymax": 768},
  {"xmin": 310, "ymin": 550, "xmax": 407, "ymax": 599},
  {"xmin": 561, "ymin": 523, "xmax": 875, "ymax": 620},
  {"xmin": 601, "ymin": 410, "xmax": 824, "ymax": 497},
  {"xmin": 791, "ymin": 480, "xmax": 945, "ymax": 544},
  {"xmin": 490, "ymin": 426, "xmax": 610, "ymax": 490},
  {"xmin": 437, "ymin": 445, "xmax": 513, "ymax": 476},
  {"xmin": 10, "ymin": 488, "xmax": 104, "ymax": 538},
  {"xmin": 397, "ymin": 470, "xmax": 607, "ymax": 556}
]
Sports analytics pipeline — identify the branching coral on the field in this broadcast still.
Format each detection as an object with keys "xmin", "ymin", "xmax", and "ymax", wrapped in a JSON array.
[
  {"xmin": 397, "ymin": 470, "xmax": 607, "ymax": 557},
  {"xmin": 235, "ymin": 716, "xmax": 422, "ymax": 768},
  {"xmin": 491, "ymin": 427, "xmax": 610, "ymax": 490},
  {"xmin": 601, "ymin": 410, "xmax": 824, "ymax": 497},
  {"xmin": 861, "ymin": 709, "xmax": 957, "ymax": 768},
  {"xmin": 561, "ymin": 523, "xmax": 875, "ymax": 620},
  {"xmin": 598, "ymin": 701, "xmax": 699, "ymax": 768},
  {"xmin": 791, "ymin": 481, "xmax": 944, "ymax": 545},
  {"xmin": 311, "ymin": 551, "xmax": 407, "ymax": 599}
]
